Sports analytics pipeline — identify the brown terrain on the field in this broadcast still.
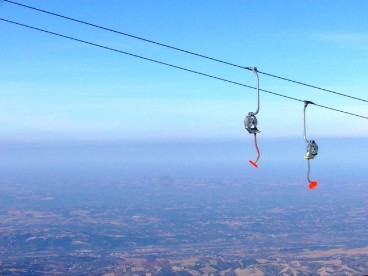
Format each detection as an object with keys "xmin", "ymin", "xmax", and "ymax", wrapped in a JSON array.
[{"xmin": 1, "ymin": 177, "xmax": 367, "ymax": 275}]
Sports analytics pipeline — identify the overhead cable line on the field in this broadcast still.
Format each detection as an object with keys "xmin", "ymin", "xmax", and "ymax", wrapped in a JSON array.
[
  {"xmin": 1, "ymin": 17, "xmax": 368, "ymax": 121},
  {"xmin": 4, "ymin": 0, "xmax": 368, "ymax": 104}
]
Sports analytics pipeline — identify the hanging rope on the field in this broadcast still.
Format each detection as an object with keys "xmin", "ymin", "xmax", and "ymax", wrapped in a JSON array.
[
  {"xmin": 307, "ymin": 159, "xmax": 318, "ymax": 189},
  {"xmin": 249, "ymin": 134, "xmax": 260, "ymax": 168}
]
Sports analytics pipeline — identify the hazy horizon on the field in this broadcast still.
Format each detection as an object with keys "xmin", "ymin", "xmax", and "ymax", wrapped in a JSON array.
[{"xmin": 1, "ymin": 137, "xmax": 366, "ymax": 184}]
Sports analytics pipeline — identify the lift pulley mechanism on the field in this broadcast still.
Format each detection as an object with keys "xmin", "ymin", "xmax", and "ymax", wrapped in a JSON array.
[
  {"xmin": 303, "ymin": 101, "xmax": 319, "ymax": 189},
  {"xmin": 244, "ymin": 67, "xmax": 261, "ymax": 168}
]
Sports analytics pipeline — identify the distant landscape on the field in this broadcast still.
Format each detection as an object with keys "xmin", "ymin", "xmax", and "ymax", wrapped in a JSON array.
[
  {"xmin": 1, "ymin": 178, "xmax": 368, "ymax": 274},
  {"xmin": 1, "ymin": 139, "xmax": 368, "ymax": 275}
]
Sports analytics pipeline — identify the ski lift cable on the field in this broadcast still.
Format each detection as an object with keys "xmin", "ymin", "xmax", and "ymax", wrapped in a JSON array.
[
  {"xmin": 3, "ymin": 0, "xmax": 368, "ymax": 104},
  {"xmin": 1, "ymin": 17, "xmax": 368, "ymax": 121}
]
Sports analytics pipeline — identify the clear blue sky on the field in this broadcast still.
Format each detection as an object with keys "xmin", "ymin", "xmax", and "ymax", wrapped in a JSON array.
[{"xmin": 1, "ymin": 0, "xmax": 368, "ymax": 142}]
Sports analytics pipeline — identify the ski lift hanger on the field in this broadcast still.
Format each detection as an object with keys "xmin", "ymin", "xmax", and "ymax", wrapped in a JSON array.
[
  {"xmin": 244, "ymin": 67, "xmax": 261, "ymax": 168},
  {"xmin": 303, "ymin": 101, "xmax": 318, "ymax": 189}
]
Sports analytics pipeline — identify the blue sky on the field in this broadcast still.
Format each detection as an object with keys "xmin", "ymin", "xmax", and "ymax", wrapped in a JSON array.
[{"xmin": 1, "ymin": 0, "xmax": 368, "ymax": 142}]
